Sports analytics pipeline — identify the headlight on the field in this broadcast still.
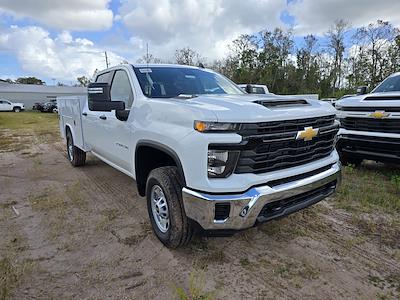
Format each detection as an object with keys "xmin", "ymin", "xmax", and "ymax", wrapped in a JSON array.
[
  {"xmin": 207, "ymin": 149, "xmax": 239, "ymax": 178},
  {"xmin": 194, "ymin": 121, "xmax": 240, "ymax": 133}
]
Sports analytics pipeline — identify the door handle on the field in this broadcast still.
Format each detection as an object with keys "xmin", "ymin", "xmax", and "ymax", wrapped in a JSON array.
[
  {"xmin": 82, "ymin": 112, "xmax": 87, "ymax": 116},
  {"xmin": 99, "ymin": 115, "xmax": 107, "ymax": 120}
]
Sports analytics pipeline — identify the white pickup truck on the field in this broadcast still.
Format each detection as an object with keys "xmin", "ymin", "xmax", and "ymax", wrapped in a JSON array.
[
  {"xmin": 336, "ymin": 72, "xmax": 400, "ymax": 166},
  {"xmin": 58, "ymin": 64, "xmax": 341, "ymax": 248},
  {"xmin": 0, "ymin": 99, "xmax": 25, "ymax": 112}
]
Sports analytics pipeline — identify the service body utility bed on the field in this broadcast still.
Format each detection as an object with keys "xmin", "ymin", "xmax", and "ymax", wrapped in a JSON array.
[{"xmin": 58, "ymin": 96, "xmax": 87, "ymax": 150}]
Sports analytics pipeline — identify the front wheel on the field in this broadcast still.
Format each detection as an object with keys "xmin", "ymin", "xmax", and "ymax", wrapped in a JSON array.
[
  {"xmin": 13, "ymin": 107, "xmax": 21, "ymax": 112},
  {"xmin": 338, "ymin": 151, "xmax": 362, "ymax": 167},
  {"xmin": 66, "ymin": 130, "xmax": 86, "ymax": 167},
  {"xmin": 146, "ymin": 166, "xmax": 193, "ymax": 248}
]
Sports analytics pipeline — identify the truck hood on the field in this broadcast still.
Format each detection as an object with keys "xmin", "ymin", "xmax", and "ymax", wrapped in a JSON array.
[
  {"xmin": 175, "ymin": 94, "xmax": 336, "ymax": 123},
  {"xmin": 336, "ymin": 92, "xmax": 400, "ymax": 108}
]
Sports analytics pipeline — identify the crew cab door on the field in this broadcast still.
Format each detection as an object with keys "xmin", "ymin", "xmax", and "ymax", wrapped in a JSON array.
[
  {"xmin": 104, "ymin": 69, "xmax": 135, "ymax": 172},
  {"xmin": 83, "ymin": 69, "xmax": 134, "ymax": 173},
  {"xmin": 82, "ymin": 71, "xmax": 112, "ymax": 154}
]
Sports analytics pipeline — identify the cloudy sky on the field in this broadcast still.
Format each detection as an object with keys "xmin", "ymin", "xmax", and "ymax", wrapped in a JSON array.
[{"xmin": 1, "ymin": 0, "xmax": 399, "ymax": 84}]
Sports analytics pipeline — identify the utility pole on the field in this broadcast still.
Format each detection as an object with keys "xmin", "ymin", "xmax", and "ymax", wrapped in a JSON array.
[{"xmin": 104, "ymin": 51, "xmax": 109, "ymax": 68}]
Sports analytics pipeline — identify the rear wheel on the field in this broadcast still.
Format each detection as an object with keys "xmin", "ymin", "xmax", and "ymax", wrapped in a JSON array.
[
  {"xmin": 13, "ymin": 107, "xmax": 21, "ymax": 112},
  {"xmin": 66, "ymin": 130, "xmax": 86, "ymax": 167},
  {"xmin": 146, "ymin": 166, "xmax": 193, "ymax": 248}
]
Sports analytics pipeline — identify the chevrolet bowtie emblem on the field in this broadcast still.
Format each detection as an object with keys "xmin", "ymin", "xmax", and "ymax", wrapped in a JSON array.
[
  {"xmin": 296, "ymin": 126, "xmax": 319, "ymax": 141},
  {"xmin": 370, "ymin": 111, "xmax": 390, "ymax": 119}
]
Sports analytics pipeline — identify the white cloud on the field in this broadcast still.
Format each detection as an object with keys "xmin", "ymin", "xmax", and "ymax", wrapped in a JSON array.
[
  {"xmin": 288, "ymin": 0, "xmax": 400, "ymax": 36},
  {"xmin": 0, "ymin": 0, "xmax": 113, "ymax": 31},
  {"xmin": 0, "ymin": 26, "xmax": 125, "ymax": 82},
  {"xmin": 118, "ymin": 0, "xmax": 287, "ymax": 61}
]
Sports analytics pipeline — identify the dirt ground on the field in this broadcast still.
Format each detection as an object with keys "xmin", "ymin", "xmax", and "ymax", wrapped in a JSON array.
[{"xmin": 1, "ymin": 113, "xmax": 400, "ymax": 299}]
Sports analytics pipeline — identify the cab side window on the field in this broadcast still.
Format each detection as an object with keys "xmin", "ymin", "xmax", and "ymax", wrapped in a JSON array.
[
  {"xmin": 110, "ymin": 70, "xmax": 133, "ymax": 110},
  {"xmin": 96, "ymin": 72, "xmax": 111, "ymax": 83}
]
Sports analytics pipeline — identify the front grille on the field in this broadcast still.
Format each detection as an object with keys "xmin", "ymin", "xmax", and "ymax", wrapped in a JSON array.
[
  {"xmin": 341, "ymin": 117, "xmax": 400, "ymax": 134},
  {"xmin": 364, "ymin": 96, "xmax": 400, "ymax": 101},
  {"xmin": 257, "ymin": 181, "xmax": 336, "ymax": 222},
  {"xmin": 339, "ymin": 135, "xmax": 400, "ymax": 157},
  {"xmin": 234, "ymin": 115, "xmax": 337, "ymax": 174},
  {"xmin": 337, "ymin": 106, "xmax": 400, "ymax": 112}
]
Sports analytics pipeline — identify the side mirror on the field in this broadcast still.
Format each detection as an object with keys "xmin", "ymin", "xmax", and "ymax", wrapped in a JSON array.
[
  {"xmin": 88, "ymin": 83, "xmax": 125, "ymax": 111},
  {"xmin": 356, "ymin": 86, "xmax": 368, "ymax": 95},
  {"xmin": 245, "ymin": 84, "xmax": 253, "ymax": 94}
]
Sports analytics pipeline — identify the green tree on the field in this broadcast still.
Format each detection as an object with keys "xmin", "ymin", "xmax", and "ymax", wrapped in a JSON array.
[
  {"xmin": 325, "ymin": 19, "xmax": 348, "ymax": 95},
  {"xmin": 77, "ymin": 76, "xmax": 90, "ymax": 87},
  {"xmin": 15, "ymin": 77, "xmax": 45, "ymax": 85},
  {"xmin": 354, "ymin": 20, "xmax": 400, "ymax": 87},
  {"xmin": 175, "ymin": 47, "xmax": 204, "ymax": 66}
]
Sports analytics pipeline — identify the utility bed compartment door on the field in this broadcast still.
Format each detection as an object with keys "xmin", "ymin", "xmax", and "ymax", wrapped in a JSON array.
[{"xmin": 57, "ymin": 96, "xmax": 86, "ymax": 150}]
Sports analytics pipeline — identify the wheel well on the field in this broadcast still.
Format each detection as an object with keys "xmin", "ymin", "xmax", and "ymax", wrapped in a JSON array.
[
  {"xmin": 135, "ymin": 145, "xmax": 184, "ymax": 197},
  {"xmin": 65, "ymin": 125, "xmax": 72, "ymax": 139}
]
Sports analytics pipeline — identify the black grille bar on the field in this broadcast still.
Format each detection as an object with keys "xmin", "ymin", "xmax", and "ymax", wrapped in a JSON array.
[
  {"xmin": 239, "ymin": 115, "xmax": 335, "ymax": 136},
  {"xmin": 257, "ymin": 181, "xmax": 336, "ymax": 223},
  {"xmin": 337, "ymin": 106, "xmax": 400, "ymax": 112},
  {"xmin": 341, "ymin": 117, "xmax": 400, "ymax": 134}
]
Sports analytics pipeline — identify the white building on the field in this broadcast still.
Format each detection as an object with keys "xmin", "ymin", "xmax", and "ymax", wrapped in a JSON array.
[{"xmin": 0, "ymin": 81, "xmax": 86, "ymax": 109}]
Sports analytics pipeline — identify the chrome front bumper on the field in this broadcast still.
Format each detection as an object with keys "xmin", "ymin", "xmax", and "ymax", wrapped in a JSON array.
[{"xmin": 182, "ymin": 162, "xmax": 341, "ymax": 230}]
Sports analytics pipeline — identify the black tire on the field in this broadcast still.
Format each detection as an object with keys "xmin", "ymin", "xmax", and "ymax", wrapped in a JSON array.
[
  {"xmin": 146, "ymin": 166, "xmax": 193, "ymax": 248},
  {"xmin": 66, "ymin": 130, "xmax": 86, "ymax": 167},
  {"xmin": 13, "ymin": 107, "xmax": 21, "ymax": 112},
  {"xmin": 339, "ymin": 151, "xmax": 362, "ymax": 167}
]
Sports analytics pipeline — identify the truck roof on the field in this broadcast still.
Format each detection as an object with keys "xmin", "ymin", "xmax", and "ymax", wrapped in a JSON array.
[{"xmin": 95, "ymin": 63, "xmax": 215, "ymax": 78}]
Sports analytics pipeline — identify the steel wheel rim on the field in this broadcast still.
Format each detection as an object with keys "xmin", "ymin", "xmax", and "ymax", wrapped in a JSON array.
[
  {"xmin": 151, "ymin": 185, "xmax": 170, "ymax": 233},
  {"xmin": 67, "ymin": 138, "xmax": 73, "ymax": 161}
]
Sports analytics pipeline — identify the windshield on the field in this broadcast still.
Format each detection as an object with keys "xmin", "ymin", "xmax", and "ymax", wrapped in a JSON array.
[
  {"xmin": 133, "ymin": 66, "xmax": 244, "ymax": 98},
  {"xmin": 373, "ymin": 74, "xmax": 400, "ymax": 93}
]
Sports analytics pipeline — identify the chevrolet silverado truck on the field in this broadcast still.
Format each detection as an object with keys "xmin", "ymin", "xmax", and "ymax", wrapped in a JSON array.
[
  {"xmin": 58, "ymin": 64, "xmax": 341, "ymax": 248},
  {"xmin": 336, "ymin": 72, "xmax": 400, "ymax": 166},
  {"xmin": 0, "ymin": 99, "xmax": 25, "ymax": 112}
]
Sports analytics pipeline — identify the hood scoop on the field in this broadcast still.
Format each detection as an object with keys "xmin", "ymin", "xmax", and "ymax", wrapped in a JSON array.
[
  {"xmin": 254, "ymin": 99, "xmax": 309, "ymax": 108},
  {"xmin": 364, "ymin": 95, "xmax": 400, "ymax": 101}
]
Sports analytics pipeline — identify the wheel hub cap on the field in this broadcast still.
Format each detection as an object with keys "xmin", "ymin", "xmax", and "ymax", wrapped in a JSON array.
[
  {"xmin": 151, "ymin": 185, "xmax": 169, "ymax": 233},
  {"xmin": 67, "ymin": 140, "xmax": 73, "ymax": 161}
]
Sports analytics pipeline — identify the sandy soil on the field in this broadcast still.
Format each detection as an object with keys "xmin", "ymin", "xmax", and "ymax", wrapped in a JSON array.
[{"xmin": 1, "ymin": 141, "xmax": 399, "ymax": 299}]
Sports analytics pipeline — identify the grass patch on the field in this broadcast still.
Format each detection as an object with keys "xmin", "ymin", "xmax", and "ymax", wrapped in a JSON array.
[
  {"xmin": 258, "ymin": 206, "xmax": 328, "ymax": 241},
  {"xmin": 335, "ymin": 165, "xmax": 400, "ymax": 214},
  {"xmin": 0, "ymin": 111, "xmax": 58, "ymax": 131},
  {"xmin": 0, "ymin": 112, "xmax": 59, "ymax": 152},
  {"xmin": 0, "ymin": 257, "xmax": 21, "ymax": 300},
  {"xmin": 349, "ymin": 214, "xmax": 400, "ymax": 248},
  {"xmin": 175, "ymin": 271, "xmax": 215, "ymax": 300},
  {"xmin": 0, "ymin": 257, "xmax": 36, "ymax": 300},
  {"xmin": 188, "ymin": 239, "xmax": 226, "ymax": 269},
  {"xmin": 273, "ymin": 260, "xmax": 320, "ymax": 280}
]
